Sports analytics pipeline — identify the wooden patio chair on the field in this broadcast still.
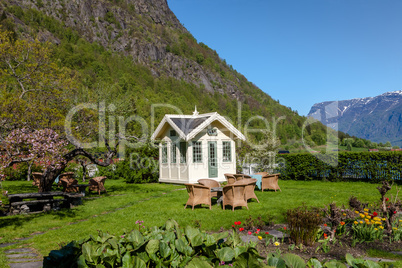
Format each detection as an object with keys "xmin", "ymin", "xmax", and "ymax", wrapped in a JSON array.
[
  {"xmin": 184, "ymin": 183, "xmax": 211, "ymax": 210},
  {"xmin": 233, "ymin": 174, "xmax": 252, "ymax": 181},
  {"xmin": 197, "ymin": 179, "xmax": 220, "ymax": 198},
  {"xmin": 58, "ymin": 172, "xmax": 75, "ymax": 187},
  {"xmin": 255, "ymin": 172, "xmax": 281, "ymax": 192},
  {"xmin": 89, "ymin": 176, "xmax": 107, "ymax": 195},
  {"xmin": 222, "ymin": 182, "xmax": 248, "ymax": 211},
  {"xmin": 235, "ymin": 178, "xmax": 259, "ymax": 203},
  {"xmin": 60, "ymin": 177, "xmax": 79, "ymax": 193},
  {"xmin": 224, "ymin": 173, "xmax": 236, "ymax": 184},
  {"xmin": 31, "ymin": 172, "xmax": 43, "ymax": 188}
]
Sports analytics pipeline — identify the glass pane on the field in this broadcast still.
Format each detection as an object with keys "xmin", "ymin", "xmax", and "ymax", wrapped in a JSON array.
[{"xmin": 180, "ymin": 142, "xmax": 187, "ymax": 163}]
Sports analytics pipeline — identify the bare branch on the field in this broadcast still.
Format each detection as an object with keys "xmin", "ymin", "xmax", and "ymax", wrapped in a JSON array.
[
  {"xmin": 64, "ymin": 137, "xmax": 118, "ymax": 167},
  {"xmin": 6, "ymin": 157, "xmax": 35, "ymax": 167}
]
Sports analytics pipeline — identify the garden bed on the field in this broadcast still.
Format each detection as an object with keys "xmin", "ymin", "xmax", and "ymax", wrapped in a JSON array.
[{"xmin": 253, "ymin": 224, "xmax": 402, "ymax": 263}]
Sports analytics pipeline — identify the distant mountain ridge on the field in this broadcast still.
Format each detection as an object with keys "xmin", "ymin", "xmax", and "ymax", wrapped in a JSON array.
[{"xmin": 308, "ymin": 91, "xmax": 402, "ymax": 146}]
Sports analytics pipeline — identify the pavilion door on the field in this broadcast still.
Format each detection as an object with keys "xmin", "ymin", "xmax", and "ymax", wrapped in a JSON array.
[{"xmin": 208, "ymin": 142, "xmax": 218, "ymax": 178}]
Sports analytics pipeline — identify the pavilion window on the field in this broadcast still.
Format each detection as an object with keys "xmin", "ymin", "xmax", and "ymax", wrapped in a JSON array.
[
  {"xmin": 171, "ymin": 143, "xmax": 177, "ymax": 163},
  {"xmin": 161, "ymin": 143, "xmax": 168, "ymax": 163},
  {"xmin": 180, "ymin": 142, "xmax": 187, "ymax": 163},
  {"xmin": 192, "ymin": 141, "xmax": 202, "ymax": 163},
  {"xmin": 222, "ymin": 141, "xmax": 232, "ymax": 162}
]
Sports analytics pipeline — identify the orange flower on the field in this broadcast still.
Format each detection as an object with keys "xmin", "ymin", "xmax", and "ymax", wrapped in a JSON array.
[{"xmin": 340, "ymin": 221, "xmax": 345, "ymax": 226}]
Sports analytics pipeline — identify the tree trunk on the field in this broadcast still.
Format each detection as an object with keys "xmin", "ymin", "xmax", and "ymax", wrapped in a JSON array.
[
  {"xmin": 27, "ymin": 160, "xmax": 34, "ymax": 181},
  {"xmin": 82, "ymin": 164, "xmax": 87, "ymax": 182},
  {"xmin": 38, "ymin": 166, "xmax": 65, "ymax": 192}
]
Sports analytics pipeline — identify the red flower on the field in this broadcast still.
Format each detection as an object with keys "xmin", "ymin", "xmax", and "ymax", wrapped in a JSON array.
[
  {"xmin": 324, "ymin": 233, "xmax": 328, "ymax": 237},
  {"xmin": 257, "ymin": 229, "xmax": 260, "ymax": 232},
  {"xmin": 394, "ymin": 211, "xmax": 397, "ymax": 214},
  {"xmin": 283, "ymin": 227, "xmax": 287, "ymax": 230},
  {"xmin": 386, "ymin": 198, "xmax": 389, "ymax": 202},
  {"xmin": 238, "ymin": 221, "xmax": 241, "ymax": 225},
  {"xmin": 239, "ymin": 228, "xmax": 244, "ymax": 232},
  {"xmin": 248, "ymin": 231, "xmax": 252, "ymax": 235},
  {"xmin": 324, "ymin": 224, "xmax": 327, "ymax": 227},
  {"xmin": 265, "ymin": 232, "xmax": 269, "ymax": 235},
  {"xmin": 373, "ymin": 212, "xmax": 378, "ymax": 216},
  {"xmin": 232, "ymin": 225, "xmax": 235, "ymax": 228}
]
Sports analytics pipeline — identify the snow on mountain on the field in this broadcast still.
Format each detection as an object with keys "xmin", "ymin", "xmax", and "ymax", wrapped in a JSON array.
[{"xmin": 308, "ymin": 90, "xmax": 402, "ymax": 146}]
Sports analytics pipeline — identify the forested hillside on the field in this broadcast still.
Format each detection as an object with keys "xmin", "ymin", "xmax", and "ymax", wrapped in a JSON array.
[{"xmin": 0, "ymin": 0, "xmax": 332, "ymax": 146}]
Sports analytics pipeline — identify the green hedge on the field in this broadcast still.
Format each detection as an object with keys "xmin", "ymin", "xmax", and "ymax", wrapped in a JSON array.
[
  {"xmin": 277, "ymin": 151, "xmax": 402, "ymax": 182},
  {"xmin": 97, "ymin": 142, "xmax": 159, "ymax": 183}
]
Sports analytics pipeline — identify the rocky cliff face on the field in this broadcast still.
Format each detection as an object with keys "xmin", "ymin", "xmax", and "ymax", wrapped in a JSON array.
[
  {"xmin": 308, "ymin": 91, "xmax": 402, "ymax": 146},
  {"xmin": 2, "ymin": 0, "xmax": 243, "ymax": 98}
]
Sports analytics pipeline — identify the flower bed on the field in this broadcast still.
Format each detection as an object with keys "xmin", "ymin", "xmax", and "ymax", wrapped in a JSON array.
[{"xmin": 229, "ymin": 181, "xmax": 402, "ymax": 265}]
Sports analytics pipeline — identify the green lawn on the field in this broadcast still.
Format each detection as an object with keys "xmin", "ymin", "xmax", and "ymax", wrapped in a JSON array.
[{"xmin": 0, "ymin": 179, "xmax": 399, "ymax": 264}]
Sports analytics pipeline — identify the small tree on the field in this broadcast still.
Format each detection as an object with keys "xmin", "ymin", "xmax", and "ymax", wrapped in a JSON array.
[
  {"xmin": 0, "ymin": 128, "xmax": 118, "ymax": 192},
  {"xmin": 251, "ymin": 130, "xmax": 281, "ymax": 173},
  {"xmin": 347, "ymin": 143, "xmax": 352, "ymax": 151},
  {"xmin": 0, "ymin": 28, "xmax": 77, "ymax": 139}
]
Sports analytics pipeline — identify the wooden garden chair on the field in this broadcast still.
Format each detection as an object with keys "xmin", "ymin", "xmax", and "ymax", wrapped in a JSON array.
[
  {"xmin": 31, "ymin": 172, "xmax": 43, "ymax": 188},
  {"xmin": 57, "ymin": 172, "xmax": 75, "ymax": 187},
  {"xmin": 60, "ymin": 177, "xmax": 79, "ymax": 193},
  {"xmin": 197, "ymin": 179, "xmax": 220, "ymax": 198},
  {"xmin": 224, "ymin": 173, "xmax": 236, "ymax": 184},
  {"xmin": 233, "ymin": 174, "xmax": 252, "ymax": 181},
  {"xmin": 184, "ymin": 183, "xmax": 212, "ymax": 210},
  {"xmin": 222, "ymin": 182, "xmax": 248, "ymax": 211},
  {"xmin": 89, "ymin": 176, "xmax": 107, "ymax": 195},
  {"xmin": 234, "ymin": 178, "xmax": 259, "ymax": 203},
  {"xmin": 255, "ymin": 172, "xmax": 281, "ymax": 192}
]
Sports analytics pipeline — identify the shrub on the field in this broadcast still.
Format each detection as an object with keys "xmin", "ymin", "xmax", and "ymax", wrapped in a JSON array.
[
  {"xmin": 97, "ymin": 142, "xmax": 159, "ymax": 183},
  {"xmin": 242, "ymin": 214, "xmax": 274, "ymax": 231},
  {"xmin": 285, "ymin": 205, "xmax": 322, "ymax": 246},
  {"xmin": 4, "ymin": 162, "xmax": 42, "ymax": 181},
  {"xmin": 97, "ymin": 157, "xmax": 158, "ymax": 183}
]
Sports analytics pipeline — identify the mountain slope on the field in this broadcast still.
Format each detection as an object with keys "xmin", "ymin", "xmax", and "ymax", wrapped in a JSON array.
[
  {"xmin": 0, "ymin": 0, "xmax": 330, "ymax": 145},
  {"xmin": 308, "ymin": 91, "xmax": 402, "ymax": 146}
]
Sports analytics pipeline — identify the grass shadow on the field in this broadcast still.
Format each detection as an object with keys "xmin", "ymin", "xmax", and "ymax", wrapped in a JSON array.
[
  {"xmin": 0, "ymin": 213, "xmax": 44, "ymax": 229},
  {"xmin": 0, "ymin": 206, "xmax": 78, "ymax": 228}
]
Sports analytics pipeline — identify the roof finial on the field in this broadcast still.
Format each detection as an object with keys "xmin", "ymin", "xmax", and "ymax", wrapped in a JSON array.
[{"xmin": 193, "ymin": 106, "xmax": 199, "ymax": 116}]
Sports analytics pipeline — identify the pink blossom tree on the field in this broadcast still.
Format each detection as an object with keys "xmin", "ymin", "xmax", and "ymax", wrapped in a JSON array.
[{"xmin": 0, "ymin": 128, "xmax": 117, "ymax": 192}]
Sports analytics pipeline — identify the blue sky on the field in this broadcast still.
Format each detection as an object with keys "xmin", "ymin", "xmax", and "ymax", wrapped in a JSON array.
[{"xmin": 167, "ymin": 0, "xmax": 402, "ymax": 116}]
